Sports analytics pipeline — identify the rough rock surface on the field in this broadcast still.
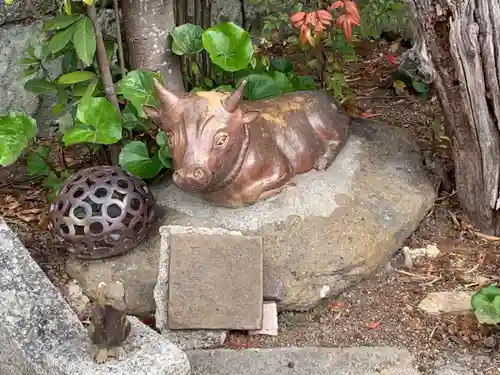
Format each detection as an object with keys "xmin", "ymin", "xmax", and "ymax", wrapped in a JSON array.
[
  {"xmin": 67, "ymin": 118, "xmax": 436, "ymax": 314},
  {"xmin": 0, "ymin": 218, "xmax": 190, "ymax": 375},
  {"xmin": 186, "ymin": 347, "xmax": 422, "ymax": 375},
  {"xmin": 0, "ymin": 21, "xmax": 44, "ymax": 117},
  {"xmin": 0, "ymin": 0, "xmax": 55, "ymax": 25},
  {"xmin": 417, "ymin": 291, "xmax": 473, "ymax": 315}
]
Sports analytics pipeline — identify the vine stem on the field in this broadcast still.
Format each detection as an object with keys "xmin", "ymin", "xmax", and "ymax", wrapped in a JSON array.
[
  {"xmin": 112, "ymin": 0, "xmax": 126, "ymax": 78},
  {"xmin": 86, "ymin": 2, "xmax": 121, "ymax": 165},
  {"xmin": 86, "ymin": 3, "xmax": 120, "ymax": 111}
]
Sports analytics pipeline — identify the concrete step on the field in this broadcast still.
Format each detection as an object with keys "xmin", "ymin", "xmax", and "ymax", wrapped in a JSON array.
[{"xmin": 186, "ymin": 347, "xmax": 422, "ymax": 375}]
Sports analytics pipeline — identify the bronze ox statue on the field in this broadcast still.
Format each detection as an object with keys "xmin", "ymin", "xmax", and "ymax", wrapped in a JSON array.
[{"xmin": 143, "ymin": 79, "xmax": 350, "ymax": 208}]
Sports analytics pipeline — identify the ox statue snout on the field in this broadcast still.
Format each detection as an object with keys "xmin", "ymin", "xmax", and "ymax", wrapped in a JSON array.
[{"xmin": 172, "ymin": 164, "xmax": 213, "ymax": 191}]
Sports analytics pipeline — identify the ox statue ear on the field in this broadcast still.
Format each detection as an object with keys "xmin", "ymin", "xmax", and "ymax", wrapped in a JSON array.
[
  {"xmin": 242, "ymin": 110, "xmax": 260, "ymax": 124},
  {"xmin": 143, "ymin": 105, "xmax": 161, "ymax": 122}
]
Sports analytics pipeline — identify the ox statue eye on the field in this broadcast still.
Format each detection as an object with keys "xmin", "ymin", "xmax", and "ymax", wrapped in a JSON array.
[{"xmin": 214, "ymin": 133, "xmax": 229, "ymax": 149}]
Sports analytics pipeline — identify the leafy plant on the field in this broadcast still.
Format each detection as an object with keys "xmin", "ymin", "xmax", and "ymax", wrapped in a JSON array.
[
  {"xmin": 289, "ymin": 0, "xmax": 360, "ymax": 100},
  {"xmin": 471, "ymin": 285, "xmax": 500, "ymax": 325},
  {"xmin": 357, "ymin": 0, "xmax": 411, "ymax": 39},
  {"xmin": 170, "ymin": 21, "xmax": 316, "ymax": 98}
]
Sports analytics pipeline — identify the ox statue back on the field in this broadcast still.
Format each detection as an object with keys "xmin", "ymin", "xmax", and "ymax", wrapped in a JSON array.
[{"xmin": 143, "ymin": 79, "xmax": 350, "ymax": 208}]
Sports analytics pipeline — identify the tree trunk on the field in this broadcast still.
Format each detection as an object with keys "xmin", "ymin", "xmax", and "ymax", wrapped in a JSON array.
[
  {"xmin": 120, "ymin": 0, "xmax": 185, "ymax": 93},
  {"xmin": 406, "ymin": 0, "xmax": 500, "ymax": 235}
]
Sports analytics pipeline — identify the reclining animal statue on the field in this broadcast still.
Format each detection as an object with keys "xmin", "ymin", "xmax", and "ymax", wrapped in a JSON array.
[{"xmin": 143, "ymin": 79, "xmax": 350, "ymax": 208}]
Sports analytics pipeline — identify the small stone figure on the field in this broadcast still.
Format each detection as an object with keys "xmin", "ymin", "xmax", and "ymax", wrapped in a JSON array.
[
  {"xmin": 143, "ymin": 79, "xmax": 350, "ymax": 208},
  {"xmin": 87, "ymin": 281, "xmax": 131, "ymax": 364}
]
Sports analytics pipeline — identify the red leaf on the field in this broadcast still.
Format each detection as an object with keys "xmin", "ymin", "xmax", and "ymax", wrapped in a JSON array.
[
  {"xmin": 386, "ymin": 54, "xmax": 399, "ymax": 65},
  {"xmin": 345, "ymin": 0, "xmax": 361, "ymax": 23},
  {"xmin": 365, "ymin": 319, "xmax": 381, "ymax": 329},
  {"xmin": 329, "ymin": 0, "xmax": 345, "ymax": 10},
  {"xmin": 316, "ymin": 9, "xmax": 333, "ymax": 21},
  {"xmin": 290, "ymin": 11, "xmax": 306, "ymax": 25}
]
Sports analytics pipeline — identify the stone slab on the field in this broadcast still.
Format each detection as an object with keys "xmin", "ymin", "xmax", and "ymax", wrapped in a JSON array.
[
  {"xmin": 249, "ymin": 302, "xmax": 278, "ymax": 336},
  {"xmin": 69, "ymin": 119, "xmax": 437, "ymax": 315},
  {"xmin": 167, "ymin": 233, "xmax": 263, "ymax": 330},
  {"xmin": 154, "ymin": 225, "xmax": 232, "ymax": 349},
  {"xmin": 186, "ymin": 347, "xmax": 422, "ymax": 375},
  {"xmin": 0, "ymin": 218, "xmax": 190, "ymax": 375}
]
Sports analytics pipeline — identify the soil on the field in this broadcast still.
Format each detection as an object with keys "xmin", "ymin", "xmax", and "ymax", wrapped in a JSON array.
[{"xmin": 2, "ymin": 39, "xmax": 500, "ymax": 374}]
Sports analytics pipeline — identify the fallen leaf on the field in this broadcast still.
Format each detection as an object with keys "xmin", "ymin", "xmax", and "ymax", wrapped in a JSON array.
[
  {"xmin": 329, "ymin": 300, "xmax": 346, "ymax": 311},
  {"xmin": 359, "ymin": 112, "xmax": 379, "ymax": 118},
  {"xmin": 386, "ymin": 54, "xmax": 399, "ymax": 65},
  {"xmin": 365, "ymin": 319, "xmax": 381, "ymax": 329},
  {"xmin": 16, "ymin": 208, "xmax": 42, "ymax": 222}
]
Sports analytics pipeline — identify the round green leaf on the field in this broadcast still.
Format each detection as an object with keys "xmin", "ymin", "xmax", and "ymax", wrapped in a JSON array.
[
  {"xmin": 272, "ymin": 71, "xmax": 293, "ymax": 94},
  {"xmin": 73, "ymin": 17, "xmax": 96, "ymax": 66},
  {"xmin": 239, "ymin": 74, "xmax": 281, "ymax": 100},
  {"xmin": 116, "ymin": 70, "xmax": 162, "ymax": 117},
  {"xmin": 0, "ymin": 112, "xmax": 37, "ymax": 167},
  {"xmin": 62, "ymin": 97, "xmax": 122, "ymax": 146},
  {"xmin": 24, "ymin": 79, "xmax": 58, "ymax": 94},
  {"xmin": 158, "ymin": 144, "xmax": 172, "ymax": 168},
  {"xmin": 171, "ymin": 23, "xmax": 204, "ymax": 55},
  {"xmin": 202, "ymin": 22, "xmax": 253, "ymax": 72},
  {"xmin": 156, "ymin": 131, "xmax": 168, "ymax": 146},
  {"xmin": 119, "ymin": 141, "xmax": 164, "ymax": 179},
  {"xmin": 290, "ymin": 74, "xmax": 316, "ymax": 91},
  {"xmin": 270, "ymin": 58, "xmax": 293, "ymax": 73},
  {"xmin": 57, "ymin": 71, "xmax": 95, "ymax": 85}
]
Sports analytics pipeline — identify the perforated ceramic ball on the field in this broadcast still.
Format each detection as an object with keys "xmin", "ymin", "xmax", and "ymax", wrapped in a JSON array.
[{"xmin": 48, "ymin": 165, "xmax": 156, "ymax": 259}]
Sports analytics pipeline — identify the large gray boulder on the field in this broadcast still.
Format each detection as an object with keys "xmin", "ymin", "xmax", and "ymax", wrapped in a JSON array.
[{"xmin": 67, "ymin": 118, "xmax": 436, "ymax": 315}]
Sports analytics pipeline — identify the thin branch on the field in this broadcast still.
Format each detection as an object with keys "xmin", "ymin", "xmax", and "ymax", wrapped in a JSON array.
[
  {"xmin": 112, "ymin": 0, "xmax": 126, "ymax": 78},
  {"xmin": 87, "ymin": 3, "xmax": 121, "ymax": 165},
  {"xmin": 86, "ymin": 3, "xmax": 120, "ymax": 111}
]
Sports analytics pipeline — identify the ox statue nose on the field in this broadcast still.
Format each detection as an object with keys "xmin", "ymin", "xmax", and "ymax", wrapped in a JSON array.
[{"xmin": 173, "ymin": 165, "xmax": 212, "ymax": 191}]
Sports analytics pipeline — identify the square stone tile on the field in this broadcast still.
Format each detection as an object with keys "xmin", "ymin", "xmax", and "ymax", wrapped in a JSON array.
[{"xmin": 167, "ymin": 233, "xmax": 263, "ymax": 330}]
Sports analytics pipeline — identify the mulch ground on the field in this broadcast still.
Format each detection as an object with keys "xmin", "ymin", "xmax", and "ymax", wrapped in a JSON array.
[{"xmin": 1, "ymin": 38, "xmax": 499, "ymax": 374}]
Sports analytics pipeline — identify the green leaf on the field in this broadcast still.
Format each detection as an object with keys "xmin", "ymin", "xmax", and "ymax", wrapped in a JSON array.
[
  {"xmin": 17, "ymin": 57, "xmax": 39, "ymax": 66},
  {"xmin": 272, "ymin": 71, "xmax": 293, "ymax": 94},
  {"xmin": 471, "ymin": 292, "xmax": 490, "ymax": 311},
  {"xmin": 474, "ymin": 306, "xmax": 500, "ymax": 325},
  {"xmin": 212, "ymin": 85, "xmax": 234, "ymax": 92},
  {"xmin": 62, "ymin": 97, "xmax": 122, "ymax": 146},
  {"xmin": 27, "ymin": 146, "xmax": 51, "ymax": 176},
  {"xmin": 46, "ymin": 23, "xmax": 77, "ymax": 56},
  {"xmin": 190, "ymin": 86, "xmax": 205, "ymax": 93},
  {"xmin": 43, "ymin": 171, "xmax": 63, "ymax": 190},
  {"xmin": 21, "ymin": 65, "xmax": 41, "ymax": 78},
  {"xmin": 73, "ymin": 17, "xmax": 96, "ymax": 66},
  {"xmin": 270, "ymin": 58, "xmax": 293, "ymax": 73},
  {"xmin": 411, "ymin": 79, "xmax": 429, "ymax": 94},
  {"xmin": 51, "ymin": 88, "xmax": 69, "ymax": 115},
  {"xmin": 119, "ymin": 141, "xmax": 164, "ymax": 179},
  {"xmin": 62, "ymin": 49, "xmax": 79, "ymax": 73},
  {"xmin": 0, "ymin": 112, "xmax": 37, "ymax": 167},
  {"xmin": 24, "ymin": 79, "xmax": 58, "ymax": 94},
  {"xmin": 239, "ymin": 74, "xmax": 281, "ymax": 100},
  {"xmin": 392, "ymin": 79, "xmax": 406, "ymax": 94},
  {"xmin": 83, "ymin": 0, "xmax": 96, "ymax": 6},
  {"xmin": 44, "ymin": 14, "xmax": 81, "ymax": 31},
  {"xmin": 64, "ymin": 0, "xmax": 72, "ymax": 15},
  {"xmin": 116, "ymin": 70, "xmax": 162, "ymax": 117},
  {"xmin": 290, "ymin": 74, "xmax": 316, "ymax": 90},
  {"xmin": 80, "ymin": 77, "xmax": 98, "ymax": 105},
  {"xmin": 57, "ymin": 71, "xmax": 95, "ymax": 85},
  {"xmin": 158, "ymin": 145, "xmax": 172, "ymax": 168},
  {"xmin": 121, "ymin": 104, "xmax": 141, "ymax": 131},
  {"xmin": 156, "ymin": 131, "xmax": 168, "ymax": 146},
  {"xmin": 202, "ymin": 22, "xmax": 253, "ymax": 72},
  {"xmin": 171, "ymin": 23, "xmax": 204, "ymax": 55}
]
